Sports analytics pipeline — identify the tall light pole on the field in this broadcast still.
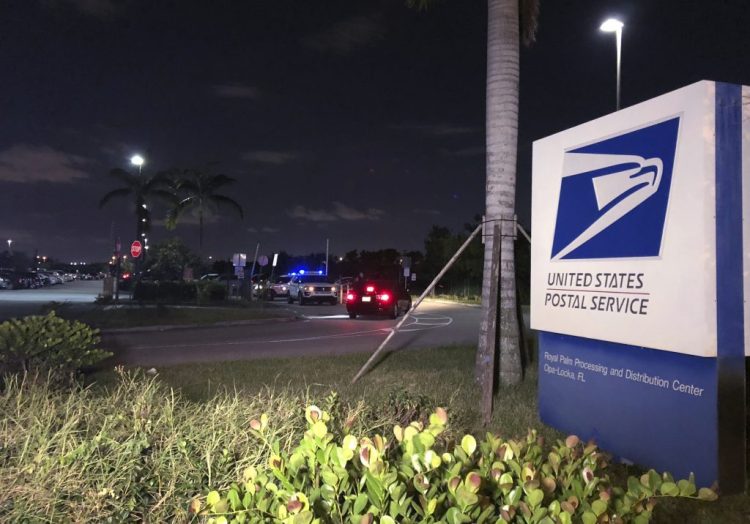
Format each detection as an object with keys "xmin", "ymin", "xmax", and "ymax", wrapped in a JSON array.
[
  {"xmin": 6, "ymin": 239, "xmax": 12, "ymax": 255},
  {"xmin": 600, "ymin": 18, "xmax": 624, "ymax": 111},
  {"xmin": 130, "ymin": 154, "xmax": 146, "ymax": 282}
]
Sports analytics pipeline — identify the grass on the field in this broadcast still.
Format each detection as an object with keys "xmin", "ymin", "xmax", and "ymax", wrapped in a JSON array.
[
  {"xmin": 89, "ymin": 345, "xmax": 750, "ymax": 524},
  {"xmin": 40, "ymin": 301, "xmax": 294, "ymax": 329},
  {"xmin": 4, "ymin": 343, "xmax": 748, "ymax": 522},
  {"xmin": 90, "ymin": 344, "xmax": 547, "ymax": 442}
]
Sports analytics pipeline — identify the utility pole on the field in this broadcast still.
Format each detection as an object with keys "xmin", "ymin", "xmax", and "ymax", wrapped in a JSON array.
[{"xmin": 325, "ymin": 238, "xmax": 329, "ymax": 276}]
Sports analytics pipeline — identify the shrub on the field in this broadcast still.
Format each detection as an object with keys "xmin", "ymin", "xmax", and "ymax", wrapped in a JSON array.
[
  {"xmin": 133, "ymin": 280, "xmax": 198, "ymax": 302},
  {"xmin": 198, "ymin": 406, "xmax": 717, "ymax": 523},
  {"xmin": 0, "ymin": 311, "xmax": 110, "ymax": 379},
  {"xmin": 198, "ymin": 280, "xmax": 228, "ymax": 302}
]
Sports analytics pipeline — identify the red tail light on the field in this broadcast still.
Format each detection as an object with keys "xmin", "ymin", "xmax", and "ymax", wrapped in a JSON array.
[
  {"xmin": 346, "ymin": 292, "xmax": 356, "ymax": 302},
  {"xmin": 379, "ymin": 293, "xmax": 391, "ymax": 302},
  {"xmin": 365, "ymin": 285, "xmax": 375, "ymax": 293}
]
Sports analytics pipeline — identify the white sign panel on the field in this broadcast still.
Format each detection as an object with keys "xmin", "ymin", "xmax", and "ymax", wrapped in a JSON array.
[{"xmin": 531, "ymin": 81, "xmax": 719, "ymax": 357}]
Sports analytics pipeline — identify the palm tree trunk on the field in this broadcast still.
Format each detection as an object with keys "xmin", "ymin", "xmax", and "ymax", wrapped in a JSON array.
[{"xmin": 476, "ymin": 0, "xmax": 522, "ymax": 388}]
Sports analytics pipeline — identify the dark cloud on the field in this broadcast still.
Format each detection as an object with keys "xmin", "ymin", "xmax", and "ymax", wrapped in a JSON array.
[
  {"xmin": 413, "ymin": 208, "xmax": 441, "ymax": 216},
  {"xmin": 242, "ymin": 150, "xmax": 298, "ymax": 165},
  {"xmin": 247, "ymin": 226, "xmax": 281, "ymax": 234},
  {"xmin": 0, "ymin": 145, "xmax": 93, "ymax": 183},
  {"xmin": 390, "ymin": 123, "xmax": 479, "ymax": 137},
  {"xmin": 440, "ymin": 146, "xmax": 485, "ymax": 157},
  {"xmin": 212, "ymin": 83, "xmax": 261, "ymax": 100},
  {"xmin": 42, "ymin": 0, "xmax": 124, "ymax": 19},
  {"xmin": 288, "ymin": 202, "xmax": 384, "ymax": 222},
  {"xmin": 303, "ymin": 14, "xmax": 386, "ymax": 55}
]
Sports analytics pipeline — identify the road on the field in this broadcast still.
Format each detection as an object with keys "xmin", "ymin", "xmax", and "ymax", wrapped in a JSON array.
[
  {"xmin": 104, "ymin": 300, "xmax": 481, "ymax": 367},
  {"xmin": 0, "ymin": 281, "xmax": 482, "ymax": 366}
]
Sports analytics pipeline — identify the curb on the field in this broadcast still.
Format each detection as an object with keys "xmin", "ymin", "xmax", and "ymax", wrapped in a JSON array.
[{"xmin": 100, "ymin": 315, "xmax": 299, "ymax": 334}]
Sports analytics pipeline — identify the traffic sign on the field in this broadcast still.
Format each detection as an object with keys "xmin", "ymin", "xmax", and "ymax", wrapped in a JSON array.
[
  {"xmin": 258, "ymin": 255, "xmax": 269, "ymax": 267},
  {"xmin": 130, "ymin": 240, "xmax": 142, "ymax": 258}
]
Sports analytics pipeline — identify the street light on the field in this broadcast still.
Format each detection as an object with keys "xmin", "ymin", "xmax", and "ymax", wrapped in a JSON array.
[
  {"xmin": 600, "ymin": 18, "xmax": 624, "ymax": 110},
  {"xmin": 130, "ymin": 154, "xmax": 145, "ymax": 174},
  {"xmin": 6, "ymin": 239, "xmax": 11, "ymax": 255}
]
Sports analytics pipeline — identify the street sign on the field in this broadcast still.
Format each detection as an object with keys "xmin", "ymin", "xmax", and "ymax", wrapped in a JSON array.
[
  {"xmin": 258, "ymin": 255, "xmax": 269, "ymax": 267},
  {"xmin": 130, "ymin": 240, "xmax": 142, "ymax": 258},
  {"xmin": 411, "ymin": 273, "xmax": 417, "ymax": 282},
  {"xmin": 272, "ymin": 253, "xmax": 279, "ymax": 267},
  {"xmin": 232, "ymin": 253, "xmax": 247, "ymax": 267},
  {"xmin": 234, "ymin": 266, "xmax": 245, "ymax": 279}
]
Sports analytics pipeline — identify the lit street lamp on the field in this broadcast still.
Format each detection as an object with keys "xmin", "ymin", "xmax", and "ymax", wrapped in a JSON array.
[
  {"xmin": 600, "ymin": 18, "xmax": 624, "ymax": 110},
  {"xmin": 130, "ymin": 154, "xmax": 145, "ymax": 174},
  {"xmin": 6, "ymin": 239, "xmax": 12, "ymax": 255}
]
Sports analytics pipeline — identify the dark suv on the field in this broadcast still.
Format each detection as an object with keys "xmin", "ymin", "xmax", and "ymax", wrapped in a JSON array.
[{"xmin": 345, "ymin": 278, "xmax": 412, "ymax": 319}]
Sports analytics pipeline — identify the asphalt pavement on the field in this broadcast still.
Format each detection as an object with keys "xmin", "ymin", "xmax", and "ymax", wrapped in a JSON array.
[
  {"xmin": 0, "ymin": 281, "xmax": 483, "ymax": 367},
  {"xmin": 103, "ymin": 300, "xmax": 482, "ymax": 367}
]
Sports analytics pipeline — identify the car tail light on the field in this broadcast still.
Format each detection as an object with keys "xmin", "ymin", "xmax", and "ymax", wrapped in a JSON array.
[
  {"xmin": 346, "ymin": 292, "xmax": 356, "ymax": 302},
  {"xmin": 379, "ymin": 293, "xmax": 391, "ymax": 302},
  {"xmin": 365, "ymin": 285, "xmax": 375, "ymax": 293}
]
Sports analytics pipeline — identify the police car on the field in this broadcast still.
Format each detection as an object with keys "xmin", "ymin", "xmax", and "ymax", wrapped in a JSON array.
[{"xmin": 287, "ymin": 273, "xmax": 338, "ymax": 305}]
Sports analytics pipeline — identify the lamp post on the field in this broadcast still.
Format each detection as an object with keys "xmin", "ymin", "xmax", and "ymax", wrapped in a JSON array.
[
  {"xmin": 600, "ymin": 18, "xmax": 624, "ymax": 111},
  {"xmin": 6, "ymin": 239, "xmax": 11, "ymax": 255},
  {"xmin": 130, "ymin": 155, "xmax": 146, "ymax": 282}
]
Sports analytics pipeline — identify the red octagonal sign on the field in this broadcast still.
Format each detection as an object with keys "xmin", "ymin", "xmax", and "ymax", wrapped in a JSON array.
[{"xmin": 130, "ymin": 240, "xmax": 143, "ymax": 258}]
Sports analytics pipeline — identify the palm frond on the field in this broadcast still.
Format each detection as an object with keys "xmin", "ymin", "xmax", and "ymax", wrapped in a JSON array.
[
  {"xmin": 205, "ymin": 174, "xmax": 237, "ymax": 191},
  {"xmin": 210, "ymin": 194, "xmax": 244, "ymax": 219},
  {"xmin": 520, "ymin": 0, "xmax": 540, "ymax": 46},
  {"xmin": 108, "ymin": 168, "xmax": 138, "ymax": 186},
  {"xmin": 99, "ymin": 187, "xmax": 132, "ymax": 208}
]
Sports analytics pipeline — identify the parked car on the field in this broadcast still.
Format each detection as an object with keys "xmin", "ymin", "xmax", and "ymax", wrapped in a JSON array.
[
  {"xmin": 265, "ymin": 275, "xmax": 292, "ymax": 300},
  {"xmin": 0, "ymin": 275, "xmax": 9, "ymax": 289},
  {"xmin": 345, "ymin": 278, "xmax": 412, "ymax": 319},
  {"xmin": 287, "ymin": 274, "xmax": 338, "ymax": 305}
]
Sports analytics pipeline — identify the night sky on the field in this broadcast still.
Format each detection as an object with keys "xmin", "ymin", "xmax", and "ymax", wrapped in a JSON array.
[{"xmin": 1, "ymin": 0, "xmax": 749, "ymax": 263}]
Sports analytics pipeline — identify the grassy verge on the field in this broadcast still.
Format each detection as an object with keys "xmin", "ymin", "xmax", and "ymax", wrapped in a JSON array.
[
  {"xmin": 4, "ymin": 344, "xmax": 748, "ymax": 522},
  {"xmin": 90, "ymin": 345, "xmax": 750, "ymax": 524},
  {"xmin": 40, "ymin": 302, "xmax": 294, "ymax": 329}
]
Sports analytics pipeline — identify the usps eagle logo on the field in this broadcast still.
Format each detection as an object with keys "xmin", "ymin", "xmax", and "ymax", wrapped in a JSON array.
[{"xmin": 551, "ymin": 117, "xmax": 680, "ymax": 260}]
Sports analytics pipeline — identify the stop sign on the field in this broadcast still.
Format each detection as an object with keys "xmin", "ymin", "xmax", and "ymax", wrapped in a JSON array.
[{"xmin": 130, "ymin": 240, "xmax": 143, "ymax": 258}]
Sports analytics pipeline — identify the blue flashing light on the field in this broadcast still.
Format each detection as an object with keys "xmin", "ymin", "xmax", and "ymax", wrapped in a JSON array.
[
  {"xmin": 290, "ymin": 272, "xmax": 297, "ymax": 276},
  {"xmin": 299, "ymin": 269, "xmax": 305, "ymax": 275},
  {"xmin": 318, "ymin": 270, "xmax": 323, "ymax": 275}
]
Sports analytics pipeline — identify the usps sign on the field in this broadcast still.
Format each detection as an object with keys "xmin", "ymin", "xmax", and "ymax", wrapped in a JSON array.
[{"xmin": 531, "ymin": 81, "xmax": 747, "ymax": 492}]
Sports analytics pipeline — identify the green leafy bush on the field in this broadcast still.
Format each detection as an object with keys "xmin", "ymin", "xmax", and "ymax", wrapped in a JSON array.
[
  {"xmin": 133, "ymin": 280, "xmax": 198, "ymax": 302},
  {"xmin": 198, "ymin": 280, "xmax": 229, "ymax": 302},
  {"xmin": 0, "ymin": 311, "xmax": 110, "ymax": 379},
  {"xmin": 198, "ymin": 406, "xmax": 717, "ymax": 524}
]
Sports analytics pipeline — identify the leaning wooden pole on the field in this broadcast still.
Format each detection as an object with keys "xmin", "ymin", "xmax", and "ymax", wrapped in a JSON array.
[
  {"xmin": 351, "ymin": 223, "xmax": 483, "ymax": 384},
  {"xmin": 481, "ymin": 224, "xmax": 502, "ymax": 426}
]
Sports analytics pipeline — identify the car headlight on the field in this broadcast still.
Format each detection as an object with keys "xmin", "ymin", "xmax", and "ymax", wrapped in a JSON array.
[
  {"xmin": 282, "ymin": 286, "xmax": 287, "ymax": 291},
  {"xmin": 307, "ymin": 286, "xmax": 315, "ymax": 292}
]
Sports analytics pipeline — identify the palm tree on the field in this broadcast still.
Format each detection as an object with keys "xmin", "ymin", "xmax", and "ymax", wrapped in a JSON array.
[
  {"xmin": 410, "ymin": 0, "xmax": 538, "ymax": 386},
  {"xmin": 474, "ymin": 0, "xmax": 538, "ymax": 387},
  {"xmin": 166, "ymin": 169, "xmax": 244, "ymax": 254},
  {"xmin": 99, "ymin": 168, "xmax": 174, "ymax": 243}
]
